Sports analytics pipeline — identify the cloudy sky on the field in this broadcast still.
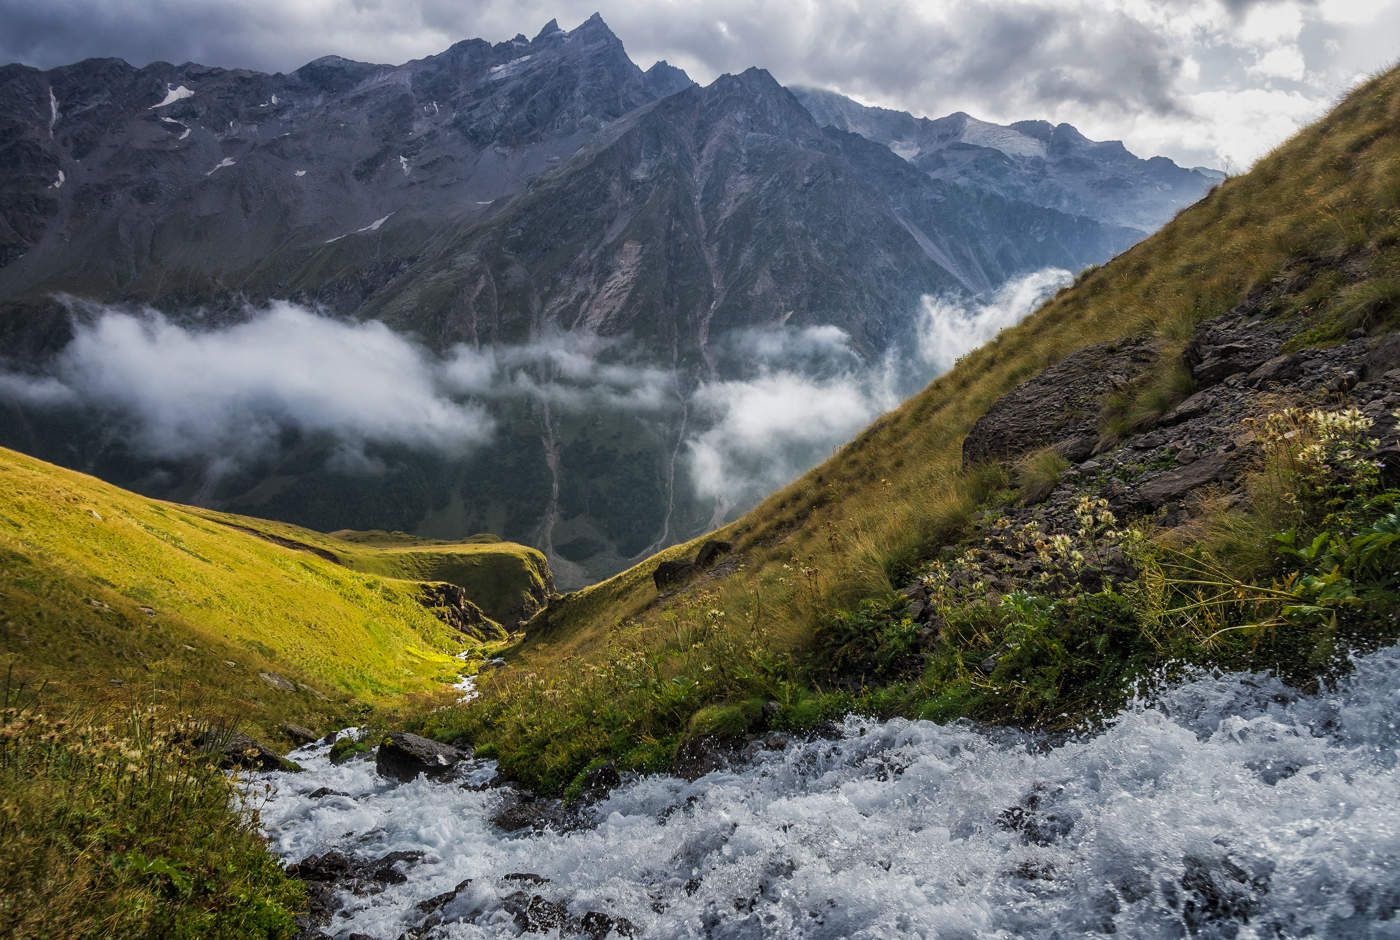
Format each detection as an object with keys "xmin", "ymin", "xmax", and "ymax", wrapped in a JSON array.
[{"xmin": 0, "ymin": 0, "xmax": 1396, "ymax": 169}]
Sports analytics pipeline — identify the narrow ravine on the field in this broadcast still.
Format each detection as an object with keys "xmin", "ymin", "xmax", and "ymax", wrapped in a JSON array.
[{"xmin": 248, "ymin": 644, "xmax": 1400, "ymax": 939}]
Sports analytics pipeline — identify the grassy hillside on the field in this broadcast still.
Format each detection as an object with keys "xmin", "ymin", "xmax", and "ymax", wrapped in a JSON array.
[
  {"xmin": 428, "ymin": 64, "xmax": 1400, "ymax": 793},
  {"xmin": 190, "ymin": 517, "xmax": 553, "ymax": 628},
  {"xmin": 0, "ymin": 446, "xmax": 545, "ymax": 737}
]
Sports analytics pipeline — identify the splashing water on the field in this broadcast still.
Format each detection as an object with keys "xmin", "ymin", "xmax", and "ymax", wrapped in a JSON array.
[{"xmin": 246, "ymin": 645, "xmax": 1400, "ymax": 938}]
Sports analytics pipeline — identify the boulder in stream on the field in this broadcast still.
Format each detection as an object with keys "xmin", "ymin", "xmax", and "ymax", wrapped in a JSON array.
[{"xmin": 375, "ymin": 731, "xmax": 466, "ymax": 782}]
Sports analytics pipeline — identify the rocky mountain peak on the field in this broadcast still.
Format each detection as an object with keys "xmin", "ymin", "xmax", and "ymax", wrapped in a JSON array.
[
  {"xmin": 533, "ymin": 18, "xmax": 562, "ymax": 41},
  {"xmin": 643, "ymin": 60, "xmax": 694, "ymax": 98}
]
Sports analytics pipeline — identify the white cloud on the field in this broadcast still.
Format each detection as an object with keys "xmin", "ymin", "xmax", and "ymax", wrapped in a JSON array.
[
  {"xmin": 0, "ymin": 302, "xmax": 683, "ymax": 476},
  {"xmin": 1247, "ymin": 45, "xmax": 1307, "ymax": 81},
  {"xmin": 30, "ymin": 302, "xmax": 496, "ymax": 468},
  {"xmin": 684, "ymin": 269, "xmax": 1067, "ymax": 514},
  {"xmin": 917, "ymin": 268, "xmax": 1073, "ymax": 373}
]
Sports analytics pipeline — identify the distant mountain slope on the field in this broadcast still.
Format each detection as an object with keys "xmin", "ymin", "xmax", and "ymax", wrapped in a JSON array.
[
  {"xmin": 0, "ymin": 19, "xmax": 1136, "ymax": 356},
  {"xmin": 360, "ymin": 66, "xmax": 1137, "ymax": 356},
  {"xmin": 793, "ymin": 86, "xmax": 1222, "ymax": 233}
]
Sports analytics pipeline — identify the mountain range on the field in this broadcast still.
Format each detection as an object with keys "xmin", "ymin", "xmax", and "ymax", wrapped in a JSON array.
[{"xmin": 0, "ymin": 14, "xmax": 1219, "ymax": 585}]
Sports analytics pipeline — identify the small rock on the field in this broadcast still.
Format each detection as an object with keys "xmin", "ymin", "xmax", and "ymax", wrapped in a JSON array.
[
  {"xmin": 307, "ymin": 787, "xmax": 349, "ymax": 799},
  {"xmin": 259, "ymin": 670, "xmax": 297, "ymax": 692},
  {"xmin": 576, "ymin": 761, "xmax": 621, "ymax": 802},
  {"xmin": 281, "ymin": 723, "xmax": 318, "ymax": 746},
  {"xmin": 366, "ymin": 850, "xmax": 423, "ymax": 885},
  {"xmin": 695, "ymin": 539, "xmax": 733, "ymax": 569},
  {"xmin": 653, "ymin": 559, "xmax": 697, "ymax": 591},
  {"xmin": 198, "ymin": 729, "xmax": 301, "ymax": 772},
  {"xmin": 491, "ymin": 789, "xmax": 576, "ymax": 833},
  {"xmin": 416, "ymin": 878, "xmax": 473, "ymax": 914},
  {"xmin": 671, "ymin": 734, "xmax": 734, "ymax": 780}
]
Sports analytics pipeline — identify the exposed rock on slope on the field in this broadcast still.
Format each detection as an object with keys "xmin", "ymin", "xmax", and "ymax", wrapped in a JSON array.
[{"xmin": 962, "ymin": 336, "xmax": 1163, "ymax": 466}]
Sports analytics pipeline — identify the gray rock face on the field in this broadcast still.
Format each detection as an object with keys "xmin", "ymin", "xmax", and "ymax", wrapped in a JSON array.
[
  {"xmin": 962, "ymin": 337, "xmax": 1162, "ymax": 467},
  {"xmin": 793, "ymin": 87, "xmax": 1222, "ymax": 234}
]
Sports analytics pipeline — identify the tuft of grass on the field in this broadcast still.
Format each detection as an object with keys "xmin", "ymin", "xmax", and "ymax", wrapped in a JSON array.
[
  {"xmin": 0, "ymin": 699, "xmax": 303, "ymax": 938},
  {"xmin": 1015, "ymin": 448, "xmax": 1072, "ymax": 505},
  {"xmin": 1099, "ymin": 356, "xmax": 1196, "ymax": 445}
]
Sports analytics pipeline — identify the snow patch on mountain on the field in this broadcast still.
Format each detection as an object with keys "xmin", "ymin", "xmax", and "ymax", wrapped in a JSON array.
[
  {"xmin": 960, "ymin": 116, "xmax": 1047, "ymax": 159},
  {"xmin": 149, "ymin": 84, "xmax": 194, "ymax": 109},
  {"xmin": 325, "ymin": 213, "xmax": 393, "ymax": 244}
]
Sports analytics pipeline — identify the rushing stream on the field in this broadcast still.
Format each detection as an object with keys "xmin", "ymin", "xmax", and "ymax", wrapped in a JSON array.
[{"xmin": 246, "ymin": 646, "xmax": 1400, "ymax": 938}]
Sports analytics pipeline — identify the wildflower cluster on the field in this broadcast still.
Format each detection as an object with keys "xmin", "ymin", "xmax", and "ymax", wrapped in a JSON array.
[
  {"xmin": 1250, "ymin": 405, "xmax": 1385, "ymax": 505},
  {"xmin": 918, "ymin": 495, "xmax": 1135, "ymax": 613}
]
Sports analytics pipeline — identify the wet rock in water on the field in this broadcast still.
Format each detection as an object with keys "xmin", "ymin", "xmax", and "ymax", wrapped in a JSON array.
[
  {"xmin": 416, "ymin": 877, "xmax": 473, "ymax": 914},
  {"xmin": 365, "ymin": 850, "xmax": 424, "ymax": 886},
  {"xmin": 1178, "ymin": 852, "xmax": 1272, "ymax": 934},
  {"xmin": 197, "ymin": 729, "xmax": 301, "ymax": 772},
  {"xmin": 998, "ymin": 785, "xmax": 1076, "ymax": 845},
  {"xmin": 375, "ymin": 731, "xmax": 466, "ymax": 782},
  {"xmin": 671, "ymin": 734, "xmax": 735, "ymax": 780},
  {"xmin": 287, "ymin": 851, "xmax": 351, "ymax": 927},
  {"xmin": 579, "ymin": 910, "xmax": 637, "ymax": 938},
  {"xmin": 576, "ymin": 761, "xmax": 621, "ymax": 802},
  {"xmin": 490, "ymin": 788, "xmax": 577, "ymax": 833},
  {"xmin": 501, "ymin": 891, "xmax": 570, "ymax": 932},
  {"xmin": 307, "ymin": 786, "xmax": 349, "ymax": 799}
]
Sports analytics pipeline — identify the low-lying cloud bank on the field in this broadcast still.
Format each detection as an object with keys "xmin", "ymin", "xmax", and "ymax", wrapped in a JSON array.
[
  {"xmin": 681, "ymin": 267, "xmax": 1071, "ymax": 513},
  {"xmin": 0, "ymin": 267, "xmax": 1068, "ymax": 510},
  {"xmin": 0, "ymin": 301, "xmax": 675, "ymax": 475}
]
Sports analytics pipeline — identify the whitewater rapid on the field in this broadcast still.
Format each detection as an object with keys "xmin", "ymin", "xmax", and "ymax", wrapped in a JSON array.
[{"xmin": 246, "ymin": 646, "xmax": 1400, "ymax": 938}]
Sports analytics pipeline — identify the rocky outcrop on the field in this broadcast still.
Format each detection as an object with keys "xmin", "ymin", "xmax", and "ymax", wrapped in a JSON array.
[
  {"xmin": 653, "ymin": 559, "xmax": 699, "ymax": 591},
  {"xmin": 415, "ymin": 582, "xmax": 500, "ymax": 641},
  {"xmin": 962, "ymin": 337, "xmax": 1162, "ymax": 467},
  {"xmin": 374, "ymin": 731, "xmax": 467, "ymax": 782},
  {"xmin": 935, "ymin": 309, "xmax": 1400, "ymax": 622}
]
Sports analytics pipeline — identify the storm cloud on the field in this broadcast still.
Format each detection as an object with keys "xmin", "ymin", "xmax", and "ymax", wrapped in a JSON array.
[{"xmin": 1, "ymin": 0, "xmax": 1395, "ymax": 169}]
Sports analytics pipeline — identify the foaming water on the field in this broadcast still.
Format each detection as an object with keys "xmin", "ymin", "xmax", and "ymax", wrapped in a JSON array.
[{"xmin": 246, "ymin": 646, "xmax": 1400, "ymax": 938}]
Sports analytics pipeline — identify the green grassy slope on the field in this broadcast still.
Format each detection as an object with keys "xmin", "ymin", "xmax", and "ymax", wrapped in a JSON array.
[
  {"xmin": 187, "ymin": 515, "xmax": 552, "ymax": 628},
  {"xmin": 433, "ymin": 64, "xmax": 1400, "ymax": 792},
  {"xmin": 0, "ymin": 446, "xmax": 543, "ymax": 738}
]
